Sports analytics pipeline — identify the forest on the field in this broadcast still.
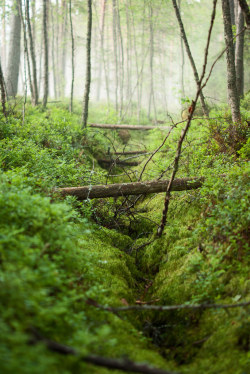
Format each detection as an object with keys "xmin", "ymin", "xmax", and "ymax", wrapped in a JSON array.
[{"xmin": 0, "ymin": 0, "xmax": 249, "ymax": 373}]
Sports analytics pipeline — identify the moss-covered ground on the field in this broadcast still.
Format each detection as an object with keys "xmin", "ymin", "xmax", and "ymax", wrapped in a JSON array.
[{"xmin": 0, "ymin": 100, "xmax": 249, "ymax": 373}]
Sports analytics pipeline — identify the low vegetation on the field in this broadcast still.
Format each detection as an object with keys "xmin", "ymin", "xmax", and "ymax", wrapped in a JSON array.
[{"xmin": 0, "ymin": 97, "xmax": 249, "ymax": 373}]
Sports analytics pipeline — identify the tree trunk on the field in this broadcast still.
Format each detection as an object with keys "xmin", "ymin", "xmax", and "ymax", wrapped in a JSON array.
[
  {"xmin": 96, "ymin": 0, "xmax": 107, "ymax": 101},
  {"xmin": 172, "ymin": 0, "xmax": 209, "ymax": 118},
  {"xmin": 148, "ymin": 5, "xmax": 157, "ymax": 123},
  {"xmin": 60, "ymin": 0, "xmax": 68, "ymax": 98},
  {"xmin": 221, "ymin": 0, "xmax": 241, "ymax": 123},
  {"xmin": 82, "ymin": 0, "xmax": 92, "ymax": 128},
  {"xmin": 117, "ymin": 0, "xmax": 124, "ymax": 118},
  {"xmin": 235, "ymin": 6, "xmax": 245, "ymax": 97},
  {"xmin": 6, "ymin": 0, "xmax": 21, "ymax": 97},
  {"xmin": 69, "ymin": 0, "xmax": 74, "ymax": 112},
  {"xmin": 0, "ymin": 59, "xmax": 7, "ymax": 116},
  {"xmin": 42, "ymin": 0, "xmax": 49, "ymax": 108},
  {"xmin": 1, "ymin": 0, "xmax": 7, "ymax": 73},
  {"xmin": 51, "ymin": 6, "xmax": 57, "ymax": 99},
  {"xmin": 57, "ymin": 176, "xmax": 207, "ymax": 200},
  {"xmin": 178, "ymin": 0, "xmax": 185, "ymax": 98},
  {"xmin": 26, "ymin": 0, "xmax": 38, "ymax": 105},
  {"xmin": 18, "ymin": 0, "xmax": 34, "ymax": 101},
  {"xmin": 112, "ymin": 0, "xmax": 119, "ymax": 113},
  {"xmin": 237, "ymin": 0, "xmax": 250, "ymax": 28}
]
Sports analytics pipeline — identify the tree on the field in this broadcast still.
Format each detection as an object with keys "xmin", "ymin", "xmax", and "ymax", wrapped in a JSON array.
[
  {"xmin": 69, "ymin": 0, "xmax": 74, "ymax": 112},
  {"xmin": 96, "ymin": 0, "xmax": 107, "ymax": 102},
  {"xmin": 6, "ymin": 0, "xmax": 21, "ymax": 97},
  {"xmin": 42, "ymin": 0, "xmax": 49, "ymax": 108},
  {"xmin": 221, "ymin": 0, "xmax": 241, "ymax": 123},
  {"xmin": 0, "ymin": 58, "xmax": 7, "ymax": 116},
  {"xmin": 82, "ymin": 0, "xmax": 92, "ymax": 128},
  {"xmin": 26, "ymin": 0, "xmax": 38, "ymax": 105},
  {"xmin": 235, "ymin": 5, "xmax": 245, "ymax": 97}
]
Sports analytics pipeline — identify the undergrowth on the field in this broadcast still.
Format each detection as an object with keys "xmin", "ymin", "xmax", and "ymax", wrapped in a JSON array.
[{"xmin": 0, "ymin": 101, "xmax": 249, "ymax": 373}]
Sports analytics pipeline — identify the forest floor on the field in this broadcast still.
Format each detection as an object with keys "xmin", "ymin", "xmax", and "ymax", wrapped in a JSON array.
[{"xmin": 0, "ymin": 101, "xmax": 249, "ymax": 374}]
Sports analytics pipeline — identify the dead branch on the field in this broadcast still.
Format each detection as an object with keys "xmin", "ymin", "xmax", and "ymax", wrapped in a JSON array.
[
  {"xmin": 98, "ymin": 158, "xmax": 141, "ymax": 167},
  {"xmin": 109, "ymin": 150, "xmax": 148, "ymax": 155},
  {"xmin": 157, "ymin": 0, "xmax": 218, "ymax": 237},
  {"xmin": 30, "ymin": 329, "xmax": 179, "ymax": 374},
  {"xmin": 89, "ymin": 123, "xmax": 171, "ymax": 130},
  {"xmin": 138, "ymin": 125, "xmax": 175, "ymax": 181},
  {"xmin": 57, "ymin": 176, "xmax": 208, "ymax": 200},
  {"xmin": 92, "ymin": 300, "xmax": 250, "ymax": 313}
]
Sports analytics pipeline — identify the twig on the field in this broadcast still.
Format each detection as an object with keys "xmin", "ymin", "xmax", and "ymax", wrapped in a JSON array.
[
  {"xmin": 138, "ymin": 125, "xmax": 176, "ymax": 182},
  {"xmin": 93, "ymin": 300, "xmax": 250, "ymax": 313},
  {"xmin": 157, "ymin": 0, "xmax": 218, "ymax": 237}
]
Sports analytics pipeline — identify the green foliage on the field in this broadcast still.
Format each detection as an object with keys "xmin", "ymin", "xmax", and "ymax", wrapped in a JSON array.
[{"xmin": 0, "ymin": 102, "xmax": 249, "ymax": 373}]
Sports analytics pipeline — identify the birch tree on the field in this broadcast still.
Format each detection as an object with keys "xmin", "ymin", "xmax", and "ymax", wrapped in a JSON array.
[
  {"xmin": 221, "ymin": 0, "xmax": 241, "ymax": 123},
  {"xmin": 82, "ymin": 0, "xmax": 92, "ymax": 128},
  {"xmin": 6, "ymin": 0, "xmax": 21, "ymax": 97}
]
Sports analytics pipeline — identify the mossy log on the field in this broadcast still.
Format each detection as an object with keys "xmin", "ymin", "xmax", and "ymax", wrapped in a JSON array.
[
  {"xmin": 89, "ymin": 123, "xmax": 170, "ymax": 130},
  {"xmin": 57, "ymin": 176, "xmax": 205, "ymax": 200},
  {"xmin": 110, "ymin": 150, "xmax": 148, "ymax": 155},
  {"xmin": 97, "ymin": 158, "xmax": 141, "ymax": 167}
]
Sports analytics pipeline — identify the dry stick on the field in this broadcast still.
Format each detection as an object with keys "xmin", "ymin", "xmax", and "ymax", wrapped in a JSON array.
[
  {"xmin": 95, "ymin": 300, "xmax": 250, "ymax": 313},
  {"xmin": 31, "ymin": 331, "xmax": 179, "ymax": 374},
  {"xmin": 157, "ymin": 0, "xmax": 218, "ymax": 237},
  {"xmin": 89, "ymin": 123, "xmax": 170, "ymax": 130},
  {"xmin": 138, "ymin": 125, "xmax": 176, "ymax": 182}
]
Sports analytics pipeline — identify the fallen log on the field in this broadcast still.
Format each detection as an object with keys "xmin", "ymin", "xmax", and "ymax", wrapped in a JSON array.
[
  {"xmin": 97, "ymin": 158, "xmax": 141, "ymax": 167},
  {"xmin": 89, "ymin": 123, "xmax": 170, "ymax": 131},
  {"xmin": 57, "ymin": 176, "xmax": 205, "ymax": 200},
  {"xmin": 110, "ymin": 150, "xmax": 148, "ymax": 155}
]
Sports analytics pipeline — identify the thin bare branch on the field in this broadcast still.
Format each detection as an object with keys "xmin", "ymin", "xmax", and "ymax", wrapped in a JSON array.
[
  {"xmin": 157, "ymin": 0, "xmax": 218, "ymax": 237},
  {"xmin": 92, "ymin": 300, "xmax": 250, "ymax": 313}
]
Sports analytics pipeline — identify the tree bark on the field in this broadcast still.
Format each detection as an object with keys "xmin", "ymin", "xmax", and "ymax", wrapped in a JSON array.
[
  {"xmin": 148, "ymin": 5, "xmax": 157, "ymax": 123},
  {"xmin": 0, "ymin": 59, "xmax": 7, "ymax": 116},
  {"xmin": 221, "ymin": 0, "xmax": 241, "ymax": 123},
  {"xmin": 42, "ymin": 0, "xmax": 49, "ymax": 108},
  {"xmin": 117, "ymin": 0, "xmax": 124, "ymax": 118},
  {"xmin": 235, "ymin": 6, "xmax": 245, "ymax": 97},
  {"xmin": 6, "ymin": 0, "xmax": 21, "ymax": 97},
  {"xmin": 69, "ymin": 0, "xmax": 74, "ymax": 112},
  {"xmin": 89, "ymin": 123, "xmax": 171, "ymax": 130},
  {"xmin": 18, "ymin": 0, "xmax": 34, "ymax": 101},
  {"xmin": 82, "ymin": 0, "xmax": 92, "ymax": 128},
  {"xmin": 178, "ymin": 0, "xmax": 185, "ymax": 98},
  {"xmin": 237, "ymin": 0, "xmax": 250, "ymax": 28},
  {"xmin": 57, "ymin": 176, "xmax": 207, "ymax": 200},
  {"xmin": 51, "ymin": 6, "xmax": 57, "ymax": 99},
  {"xmin": 96, "ymin": 0, "xmax": 107, "ymax": 101},
  {"xmin": 26, "ymin": 0, "xmax": 38, "ymax": 105},
  {"xmin": 1, "ymin": 0, "xmax": 7, "ymax": 73},
  {"xmin": 112, "ymin": 0, "xmax": 119, "ymax": 113},
  {"xmin": 171, "ymin": 0, "xmax": 209, "ymax": 118}
]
